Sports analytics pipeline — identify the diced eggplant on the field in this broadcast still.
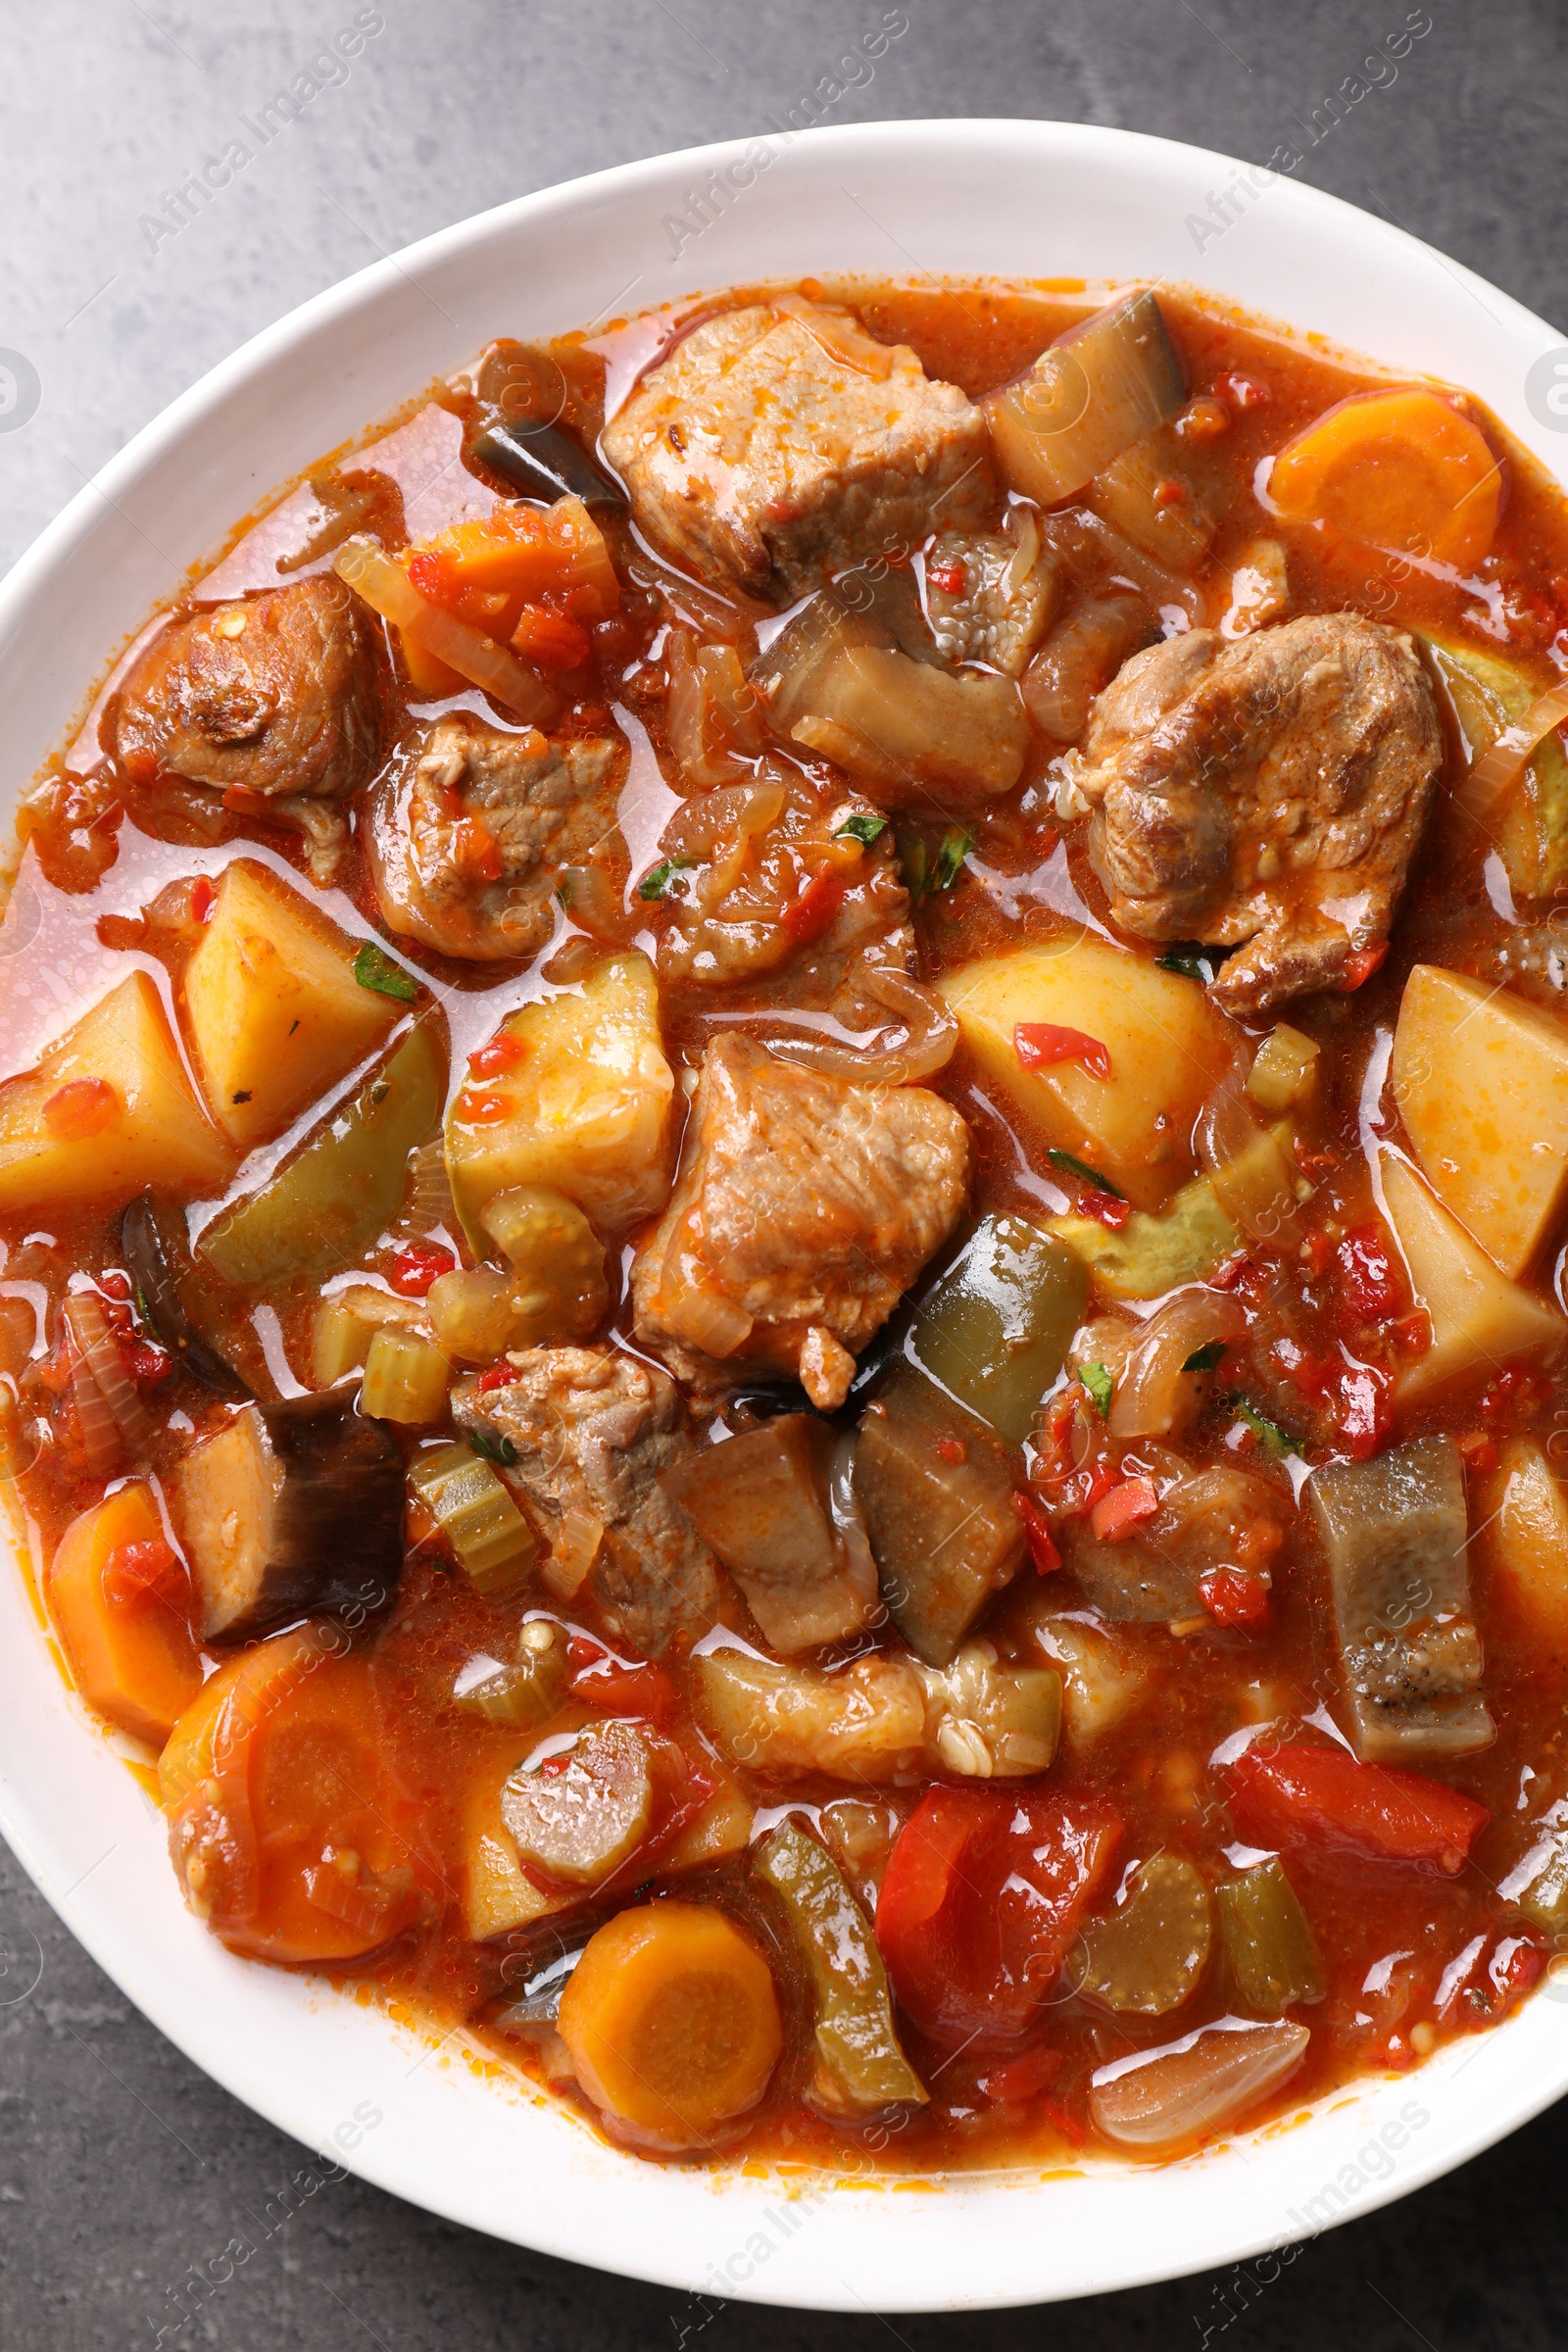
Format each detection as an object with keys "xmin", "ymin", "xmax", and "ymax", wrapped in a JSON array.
[
  {"xmin": 985, "ymin": 290, "xmax": 1187, "ymax": 508},
  {"xmin": 1310, "ymin": 1435, "xmax": 1494, "ymax": 1764},
  {"xmin": 172, "ymin": 1391, "xmax": 403, "ymax": 1640},
  {"xmin": 753, "ymin": 1820, "xmax": 926, "ymax": 2116},
  {"xmin": 659, "ymin": 1415, "xmax": 877, "ymax": 1654},
  {"xmin": 853, "ymin": 1374, "xmax": 1026, "ymax": 1666},
  {"xmin": 908, "ymin": 1213, "xmax": 1086, "ymax": 1446},
  {"xmin": 473, "ymin": 420, "xmax": 625, "ymax": 508},
  {"xmin": 1068, "ymin": 1464, "xmax": 1281, "ymax": 1624},
  {"xmin": 121, "ymin": 1194, "xmax": 249, "ymax": 1396},
  {"xmin": 1216, "ymin": 1857, "xmax": 1325, "ymax": 2015},
  {"xmin": 500, "ymin": 1720, "xmax": 654, "ymax": 1888},
  {"xmin": 1071, "ymin": 1853, "xmax": 1212, "ymax": 2016}
]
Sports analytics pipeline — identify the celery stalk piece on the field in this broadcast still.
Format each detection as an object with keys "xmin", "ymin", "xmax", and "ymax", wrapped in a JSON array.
[
  {"xmin": 411, "ymin": 1440, "xmax": 536, "ymax": 1598},
  {"xmin": 754, "ymin": 1820, "xmax": 927, "ymax": 2116},
  {"xmin": 361, "ymin": 1328, "xmax": 451, "ymax": 1424},
  {"xmin": 1215, "ymin": 1857, "xmax": 1326, "ymax": 2015},
  {"xmin": 1071, "ymin": 1853, "xmax": 1213, "ymax": 2016},
  {"xmin": 454, "ymin": 1622, "xmax": 565, "ymax": 1726}
]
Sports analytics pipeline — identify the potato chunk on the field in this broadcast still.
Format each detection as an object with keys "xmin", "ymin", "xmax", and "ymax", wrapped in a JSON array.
[
  {"xmin": 1381, "ymin": 1153, "xmax": 1567, "ymax": 1403},
  {"xmin": 460, "ymin": 1748, "xmax": 570, "ymax": 1939},
  {"xmin": 1475, "ymin": 1437, "xmax": 1568, "ymax": 1664},
  {"xmin": 939, "ymin": 940, "xmax": 1235, "ymax": 1210},
  {"xmin": 0, "ymin": 971, "xmax": 230, "ymax": 1212},
  {"xmin": 183, "ymin": 860, "xmax": 399, "ymax": 1148},
  {"xmin": 1391, "ymin": 963, "xmax": 1568, "ymax": 1279},
  {"xmin": 445, "ymin": 952, "xmax": 674, "ymax": 1236}
]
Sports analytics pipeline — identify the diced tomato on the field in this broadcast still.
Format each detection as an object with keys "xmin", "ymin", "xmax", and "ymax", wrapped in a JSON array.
[
  {"xmin": 467, "ymin": 1035, "xmax": 526, "ymax": 1079},
  {"xmin": 43, "ymin": 1077, "xmax": 119, "ymax": 1143},
  {"xmin": 977, "ymin": 2044, "xmax": 1063, "ymax": 2104},
  {"xmin": 476, "ymin": 1360, "xmax": 521, "ymax": 1394},
  {"xmin": 511, "ymin": 604, "xmax": 592, "ymax": 669},
  {"xmin": 1013, "ymin": 1022, "xmax": 1113, "ymax": 1081},
  {"xmin": 1210, "ymin": 1251, "xmax": 1250, "ymax": 1291},
  {"xmin": 1039, "ymin": 2094, "xmax": 1087, "ymax": 2146},
  {"xmin": 1198, "ymin": 1565, "xmax": 1270, "ymax": 1629},
  {"xmin": 406, "ymin": 549, "xmax": 450, "ymax": 605},
  {"xmin": 1227, "ymin": 1742, "xmax": 1490, "ymax": 1872},
  {"xmin": 1013, "ymin": 1490, "xmax": 1061, "ymax": 1574},
  {"xmin": 389, "ymin": 1243, "xmax": 456, "ymax": 1298},
  {"xmin": 1090, "ymin": 1475, "xmax": 1159, "ymax": 1543},
  {"xmin": 1079, "ymin": 1191, "xmax": 1132, "ymax": 1229},
  {"xmin": 876, "ymin": 1787, "xmax": 1122, "ymax": 2046},
  {"xmin": 569, "ymin": 1653, "xmax": 676, "ymax": 1722},
  {"xmin": 934, "ymin": 1436, "xmax": 967, "ymax": 1465},
  {"xmin": 927, "ymin": 559, "xmax": 967, "ymax": 596},
  {"xmin": 1298, "ymin": 1228, "xmax": 1333, "ymax": 1277},
  {"xmin": 455, "ymin": 816, "xmax": 503, "ymax": 884},
  {"xmin": 120, "ymin": 1336, "xmax": 172, "ymax": 1384},
  {"xmin": 1343, "ymin": 944, "xmax": 1388, "ymax": 989},
  {"xmin": 1334, "ymin": 1224, "xmax": 1400, "ymax": 1326},
  {"xmin": 456, "ymin": 1091, "xmax": 514, "ymax": 1125},
  {"xmin": 102, "ymin": 1537, "xmax": 184, "ymax": 1608},
  {"xmin": 781, "ymin": 870, "xmax": 847, "ymax": 946},
  {"xmin": 1457, "ymin": 1430, "xmax": 1498, "ymax": 1472},
  {"xmin": 1152, "ymin": 476, "xmax": 1188, "ymax": 509},
  {"xmin": 189, "ymin": 875, "xmax": 217, "ymax": 923},
  {"xmin": 1337, "ymin": 1363, "xmax": 1393, "ymax": 1459}
]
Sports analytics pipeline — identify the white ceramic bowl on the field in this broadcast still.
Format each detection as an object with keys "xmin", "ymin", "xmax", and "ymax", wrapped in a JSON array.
[{"xmin": 2, "ymin": 119, "xmax": 1566, "ymax": 2314}]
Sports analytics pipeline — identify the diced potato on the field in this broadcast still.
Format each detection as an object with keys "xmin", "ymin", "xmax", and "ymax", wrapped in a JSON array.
[
  {"xmin": 1052, "ymin": 1171, "xmax": 1239, "ymax": 1300},
  {"xmin": 47, "ymin": 1483, "xmax": 202, "ymax": 1744},
  {"xmin": 664, "ymin": 1780, "xmax": 754, "ymax": 1871},
  {"xmin": 182, "ymin": 861, "xmax": 399, "ymax": 1149},
  {"xmin": 1031, "ymin": 1614, "xmax": 1148, "ymax": 1746},
  {"xmin": 1381, "ymin": 1153, "xmax": 1567, "ymax": 1403},
  {"xmin": 445, "ymin": 952, "xmax": 675, "ymax": 1237},
  {"xmin": 939, "ymin": 941, "xmax": 1235, "ymax": 1210},
  {"xmin": 460, "ymin": 1748, "xmax": 570, "ymax": 1940},
  {"xmin": 0, "ymin": 971, "xmax": 231, "ymax": 1212},
  {"xmin": 1246, "ymin": 1024, "xmax": 1320, "ymax": 1116},
  {"xmin": 1475, "ymin": 1437, "xmax": 1568, "ymax": 1657},
  {"xmin": 1391, "ymin": 963, "xmax": 1568, "ymax": 1279}
]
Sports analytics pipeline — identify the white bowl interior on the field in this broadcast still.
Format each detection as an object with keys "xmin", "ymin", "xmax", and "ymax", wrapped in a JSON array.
[{"xmin": 2, "ymin": 119, "xmax": 1566, "ymax": 2312}]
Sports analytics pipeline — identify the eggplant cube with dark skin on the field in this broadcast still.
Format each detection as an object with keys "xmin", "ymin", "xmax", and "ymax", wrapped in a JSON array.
[
  {"xmin": 172, "ymin": 1393, "xmax": 404, "ymax": 1641},
  {"xmin": 852, "ymin": 1375, "xmax": 1026, "ymax": 1668},
  {"xmin": 1310, "ymin": 1433, "xmax": 1493, "ymax": 1764},
  {"xmin": 660, "ymin": 1415, "xmax": 877, "ymax": 1655}
]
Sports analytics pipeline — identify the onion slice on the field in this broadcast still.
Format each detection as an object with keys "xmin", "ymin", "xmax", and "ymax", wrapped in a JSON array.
[
  {"xmin": 1463, "ymin": 676, "xmax": 1568, "ymax": 820},
  {"xmin": 1091, "ymin": 2017, "xmax": 1309, "ymax": 2150},
  {"xmin": 64, "ymin": 1292, "xmax": 155, "ymax": 1456},
  {"xmin": 334, "ymin": 537, "xmax": 557, "ymax": 723},
  {"xmin": 1110, "ymin": 1291, "xmax": 1249, "ymax": 1440}
]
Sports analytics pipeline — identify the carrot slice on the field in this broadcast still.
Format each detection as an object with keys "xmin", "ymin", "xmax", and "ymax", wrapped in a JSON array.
[
  {"xmin": 556, "ymin": 1902, "xmax": 782, "ymax": 2149},
  {"xmin": 1268, "ymin": 388, "xmax": 1501, "ymax": 572},
  {"xmin": 47, "ymin": 1483, "xmax": 200, "ymax": 1744}
]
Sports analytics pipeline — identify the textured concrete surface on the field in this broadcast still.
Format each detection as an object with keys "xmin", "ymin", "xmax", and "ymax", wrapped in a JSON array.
[{"xmin": 4, "ymin": 1, "xmax": 1568, "ymax": 2342}]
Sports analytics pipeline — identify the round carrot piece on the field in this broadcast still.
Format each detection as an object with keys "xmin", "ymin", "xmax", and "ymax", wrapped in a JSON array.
[
  {"xmin": 48, "ymin": 1482, "xmax": 200, "ymax": 1744},
  {"xmin": 1269, "ymin": 387, "xmax": 1501, "ymax": 571},
  {"xmin": 557, "ymin": 1902, "xmax": 782, "ymax": 2150}
]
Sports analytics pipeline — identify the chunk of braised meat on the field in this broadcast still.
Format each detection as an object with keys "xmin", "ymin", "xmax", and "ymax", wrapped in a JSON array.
[
  {"xmin": 451, "ymin": 1347, "xmax": 723, "ymax": 1657},
  {"xmin": 1069, "ymin": 613, "xmax": 1443, "ymax": 1015},
  {"xmin": 650, "ymin": 760, "xmax": 920, "ymax": 1033},
  {"xmin": 602, "ymin": 298, "xmax": 993, "ymax": 603},
  {"xmin": 366, "ymin": 711, "xmax": 626, "ymax": 962},
  {"xmin": 631, "ymin": 1033, "xmax": 969, "ymax": 1411}
]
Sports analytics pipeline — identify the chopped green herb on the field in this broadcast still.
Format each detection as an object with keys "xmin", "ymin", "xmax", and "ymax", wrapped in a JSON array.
[
  {"xmin": 1183, "ymin": 1340, "xmax": 1229, "ymax": 1374},
  {"xmin": 1048, "ymin": 1148, "xmax": 1124, "ymax": 1199},
  {"xmin": 1157, "ymin": 946, "xmax": 1216, "ymax": 982},
  {"xmin": 834, "ymin": 810, "xmax": 889, "ymax": 848},
  {"xmin": 466, "ymin": 1426, "xmax": 520, "ymax": 1469},
  {"xmin": 354, "ymin": 942, "xmax": 417, "ymax": 1003},
  {"xmin": 1231, "ymin": 1395, "xmax": 1295, "ymax": 1457},
  {"xmin": 639, "ymin": 857, "xmax": 694, "ymax": 902},
  {"xmin": 1081, "ymin": 1361, "xmax": 1114, "ymax": 1417},
  {"xmin": 933, "ymin": 826, "xmax": 974, "ymax": 891}
]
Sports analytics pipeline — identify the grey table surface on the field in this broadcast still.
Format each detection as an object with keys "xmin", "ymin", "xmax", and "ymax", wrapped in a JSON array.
[{"xmin": 3, "ymin": 0, "xmax": 1567, "ymax": 2342}]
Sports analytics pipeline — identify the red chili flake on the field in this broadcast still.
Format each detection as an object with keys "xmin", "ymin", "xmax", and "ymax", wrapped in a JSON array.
[
  {"xmin": 477, "ymin": 1360, "xmax": 521, "ymax": 1393},
  {"xmin": 1013, "ymin": 1490, "xmax": 1061, "ymax": 1575},
  {"xmin": 189, "ymin": 876, "xmax": 217, "ymax": 923},
  {"xmin": 467, "ymin": 1035, "xmax": 525, "ymax": 1079},
  {"xmin": 389, "ymin": 1242, "xmax": 456, "ymax": 1298},
  {"xmin": 1343, "ymin": 943, "xmax": 1389, "ymax": 990},
  {"xmin": 565, "ymin": 1636, "xmax": 606, "ymax": 1669},
  {"xmin": 540, "ymin": 1754, "xmax": 571, "ymax": 1777},
  {"xmin": 1198, "ymin": 1565, "xmax": 1271, "ymax": 1630},
  {"xmin": 781, "ymin": 869, "xmax": 847, "ymax": 946},
  {"xmin": 1090, "ymin": 1475, "xmax": 1159, "ymax": 1544},
  {"xmin": 1152, "ymin": 477, "xmax": 1188, "ymax": 509},
  {"xmin": 927, "ymin": 559, "xmax": 967, "ymax": 596},
  {"xmin": 1210, "ymin": 1251, "xmax": 1250, "ymax": 1291},
  {"xmin": 1014, "ymin": 1022, "xmax": 1113, "ymax": 1081},
  {"xmin": 1294, "ymin": 1139, "xmax": 1340, "ymax": 1183},
  {"xmin": 1481, "ymin": 1366, "xmax": 1545, "ymax": 1423},
  {"xmin": 1334, "ymin": 1224, "xmax": 1400, "ymax": 1325},
  {"xmin": 1217, "ymin": 371, "xmax": 1271, "ymax": 411},
  {"xmin": 1039, "ymin": 2095, "xmax": 1087, "ymax": 2147},
  {"xmin": 43, "ymin": 1077, "xmax": 119, "ymax": 1142},
  {"xmin": 456, "ymin": 1090, "xmax": 514, "ymax": 1125},
  {"xmin": 1079, "ymin": 1190, "xmax": 1132, "ymax": 1229},
  {"xmin": 102, "ymin": 1537, "xmax": 183, "ymax": 1608},
  {"xmin": 933, "ymin": 1436, "xmax": 967, "ymax": 1466},
  {"xmin": 1391, "ymin": 1310, "xmax": 1431, "ymax": 1358}
]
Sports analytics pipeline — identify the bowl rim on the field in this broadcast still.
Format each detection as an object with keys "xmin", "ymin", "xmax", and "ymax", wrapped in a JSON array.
[{"xmin": 2, "ymin": 116, "xmax": 1567, "ymax": 2314}]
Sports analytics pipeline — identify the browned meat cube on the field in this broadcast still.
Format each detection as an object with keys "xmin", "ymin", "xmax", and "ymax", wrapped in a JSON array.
[
  {"xmin": 602, "ymin": 300, "xmax": 993, "ymax": 603},
  {"xmin": 112, "ymin": 576, "xmax": 380, "ymax": 805},
  {"xmin": 660, "ymin": 1415, "xmax": 878, "ymax": 1654},
  {"xmin": 852, "ymin": 1377, "xmax": 1026, "ymax": 1667},
  {"xmin": 452, "ymin": 1348, "xmax": 723, "ymax": 1655},
  {"xmin": 1069, "ymin": 612, "xmax": 1442, "ymax": 1015},
  {"xmin": 367, "ymin": 712, "xmax": 626, "ymax": 962},
  {"xmin": 631, "ymin": 1035, "xmax": 969, "ymax": 1411}
]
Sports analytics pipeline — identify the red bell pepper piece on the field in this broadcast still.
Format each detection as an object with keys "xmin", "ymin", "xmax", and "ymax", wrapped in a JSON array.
[
  {"xmin": 1013, "ymin": 1022, "xmax": 1113, "ymax": 1081},
  {"xmin": 1089, "ymin": 1475, "xmax": 1159, "ymax": 1543},
  {"xmin": 782, "ymin": 870, "xmax": 847, "ymax": 946},
  {"xmin": 388, "ymin": 1242, "xmax": 456, "ymax": 1298},
  {"xmin": 1013, "ymin": 1490, "xmax": 1061, "ymax": 1575},
  {"xmin": 1227, "ymin": 1742, "xmax": 1490, "ymax": 1873},
  {"xmin": 1198, "ymin": 1565, "xmax": 1270, "ymax": 1629}
]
